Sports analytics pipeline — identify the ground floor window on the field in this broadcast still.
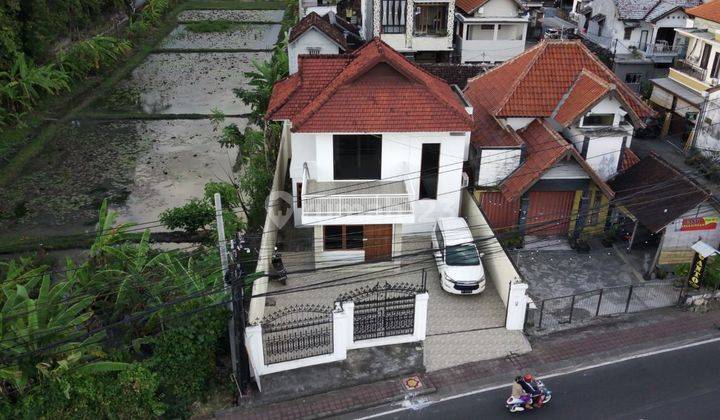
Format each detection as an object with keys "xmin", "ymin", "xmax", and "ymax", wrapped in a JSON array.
[{"xmin": 324, "ymin": 225, "xmax": 364, "ymax": 250}]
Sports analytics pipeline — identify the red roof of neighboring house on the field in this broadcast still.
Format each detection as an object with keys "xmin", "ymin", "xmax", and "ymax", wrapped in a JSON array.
[
  {"xmin": 686, "ymin": 0, "xmax": 720, "ymax": 22},
  {"xmin": 464, "ymin": 41, "xmax": 655, "ymax": 122},
  {"xmin": 618, "ymin": 148, "xmax": 640, "ymax": 172},
  {"xmin": 499, "ymin": 119, "xmax": 614, "ymax": 201},
  {"xmin": 266, "ymin": 38, "xmax": 473, "ymax": 133},
  {"xmin": 288, "ymin": 12, "xmax": 349, "ymax": 50},
  {"xmin": 455, "ymin": 0, "xmax": 525, "ymax": 14},
  {"xmin": 553, "ymin": 70, "xmax": 612, "ymax": 127}
]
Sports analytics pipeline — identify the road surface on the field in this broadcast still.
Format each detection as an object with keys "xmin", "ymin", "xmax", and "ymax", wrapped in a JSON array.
[{"xmin": 368, "ymin": 340, "xmax": 720, "ymax": 419}]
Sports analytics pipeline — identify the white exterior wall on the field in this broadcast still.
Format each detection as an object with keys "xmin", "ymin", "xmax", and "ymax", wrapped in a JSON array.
[
  {"xmin": 476, "ymin": 0, "xmax": 518, "ymax": 17},
  {"xmin": 288, "ymin": 29, "xmax": 342, "ymax": 74},
  {"xmin": 477, "ymin": 148, "xmax": 522, "ymax": 186},
  {"xmin": 288, "ymin": 131, "xmax": 470, "ymax": 233},
  {"xmin": 505, "ymin": 117, "xmax": 534, "ymax": 130},
  {"xmin": 663, "ymin": 203, "xmax": 720, "ymax": 252},
  {"xmin": 695, "ymin": 89, "xmax": 720, "ymax": 153},
  {"xmin": 374, "ymin": 0, "xmax": 455, "ymax": 52}
]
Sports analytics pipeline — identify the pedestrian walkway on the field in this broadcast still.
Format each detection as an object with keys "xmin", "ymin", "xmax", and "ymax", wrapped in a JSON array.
[{"xmin": 219, "ymin": 306, "xmax": 720, "ymax": 419}]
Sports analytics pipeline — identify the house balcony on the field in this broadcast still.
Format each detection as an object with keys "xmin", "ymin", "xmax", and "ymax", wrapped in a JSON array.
[
  {"xmin": 672, "ymin": 58, "xmax": 708, "ymax": 84},
  {"xmin": 642, "ymin": 42, "xmax": 685, "ymax": 63},
  {"xmin": 300, "ymin": 163, "xmax": 416, "ymax": 225}
]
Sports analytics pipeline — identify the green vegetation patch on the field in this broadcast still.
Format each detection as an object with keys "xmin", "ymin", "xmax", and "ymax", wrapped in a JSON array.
[
  {"xmin": 181, "ymin": 0, "xmax": 287, "ymax": 10},
  {"xmin": 185, "ymin": 19, "xmax": 242, "ymax": 32}
]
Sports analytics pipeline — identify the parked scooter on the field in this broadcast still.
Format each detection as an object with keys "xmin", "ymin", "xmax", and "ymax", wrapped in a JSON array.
[
  {"xmin": 505, "ymin": 379, "xmax": 552, "ymax": 413},
  {"xmin": 270, "ymin": 246, "xmax": 287, "ymax": 285}
]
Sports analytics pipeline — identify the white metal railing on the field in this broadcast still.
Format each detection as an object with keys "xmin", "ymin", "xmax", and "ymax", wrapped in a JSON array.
[
  {"xmin": 301, "ymin": 162, "xmax": 413, "ymax": 217},
  {"xmin": 645, "ymin": 42, "xmax": 684, "ymax": 56}
]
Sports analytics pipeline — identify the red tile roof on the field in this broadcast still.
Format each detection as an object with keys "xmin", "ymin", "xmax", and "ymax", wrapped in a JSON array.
[
  {"xmin": 289, "ymin": 12, "xmax": 348, "ymax": 50},
  {"xmin": 464, "ymin": 41, "xmax": 655, "ymax": 123},
  {"xmin": 618, "ymin": 148, "xmax": 640, "ymax": 172},
  {"xmin": 499, "ymin": 119, "xmax": 614, "ymax": 201},
  {"xmin": 266, "ymin": 38, "xmax": 473, "ymax": 133},
  {"xmin": 553, "ymin": 70, "xmax": 612, "ymax": 127},
  {"xmin": 686, "ymin": 0, "xmax": 720, "ymax": 22}
]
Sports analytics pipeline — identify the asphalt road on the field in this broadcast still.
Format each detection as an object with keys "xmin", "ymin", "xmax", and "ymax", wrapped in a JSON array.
[{"xmin": 370, "ymin": 340, "xmax": 720, "ymax": 420}]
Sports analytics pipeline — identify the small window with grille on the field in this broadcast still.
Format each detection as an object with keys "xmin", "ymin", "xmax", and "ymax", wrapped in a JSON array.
[{"xmin": 307, "ymin": 47, "xmax": 321, "ymax": 55}]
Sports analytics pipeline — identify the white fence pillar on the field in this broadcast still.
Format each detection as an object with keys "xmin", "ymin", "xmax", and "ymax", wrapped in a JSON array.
[
  {"xmin": 414, "ymin": 293, "xmax": 429, "ymax": 340},
  {"xmin": 333, "ymin": 302, "xmax": 352, "ymax": 360},
  {"xmin": 244, "ymin": 325, "xmax": 265, "ymax": 390},
  {"xmin": 506, "ymin": 283, "xmax": 528, "ymax": 330}
]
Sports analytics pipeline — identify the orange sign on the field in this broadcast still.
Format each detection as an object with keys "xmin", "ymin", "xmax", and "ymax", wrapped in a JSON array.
[{"xmin": 680, "ymin": 217, "xmax": 719, "ymax": 232}]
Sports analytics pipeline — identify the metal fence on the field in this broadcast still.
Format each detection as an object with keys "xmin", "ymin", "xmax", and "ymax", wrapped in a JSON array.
[
  {"xmin": 261, "ymin": 305, "xmax": 334, "ymax": 364},
  {"xmin": 528, "ymin": 281, "xmax": 682, "ymax": 331}
]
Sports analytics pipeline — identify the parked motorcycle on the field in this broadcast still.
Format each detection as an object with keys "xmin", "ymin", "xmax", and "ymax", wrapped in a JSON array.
[
  {"xmin": 505, "ymin": 379, "xmax": 552, "ymax": 413},
  {"xmin": 270, "ymin": 246, "xmax": 288, "ymax": 285}
]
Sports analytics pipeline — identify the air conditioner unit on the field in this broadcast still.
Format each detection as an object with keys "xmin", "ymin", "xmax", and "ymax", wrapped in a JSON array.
[
  {"xmin": 461, "ymin": 172, "xmax": 470, "ymax": 187},
  {"xmin": 711, "ymin": 78, "xmax": 719, "ymax": 86}
]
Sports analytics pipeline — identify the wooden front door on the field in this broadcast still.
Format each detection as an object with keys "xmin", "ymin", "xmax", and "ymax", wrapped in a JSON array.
[
  {"xmin": 364, "ymin": 224, "xmax": 393, "ymax": 262},
  {"xmin": 526, "ymin": 191, "xmax": 576, "ymax": 236}
]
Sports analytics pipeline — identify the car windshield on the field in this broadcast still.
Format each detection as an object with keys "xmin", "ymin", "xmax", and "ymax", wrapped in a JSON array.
[{"xmin": 445, "ymin": 244, "xmax": 480, "ymax": 266}]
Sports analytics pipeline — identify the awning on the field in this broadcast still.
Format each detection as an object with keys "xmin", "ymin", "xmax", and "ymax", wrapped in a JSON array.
[{"xmin": 650, "ymin": 77, "xmax": 704, "ymax": 108}]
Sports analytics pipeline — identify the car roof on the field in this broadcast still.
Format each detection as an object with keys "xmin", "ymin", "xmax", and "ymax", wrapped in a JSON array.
[{"xmin": 438, "ymin": 217, "xmax": 474, "ymax": 246}]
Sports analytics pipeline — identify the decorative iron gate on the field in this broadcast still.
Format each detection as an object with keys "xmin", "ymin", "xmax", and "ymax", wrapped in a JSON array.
[
  {"xmin": 261, "ymin": 305, "xmax": 334, "ymax": 364},
  {"xmin": 339, "ymin": 281, "xmax": 425, "ymax": 341}
]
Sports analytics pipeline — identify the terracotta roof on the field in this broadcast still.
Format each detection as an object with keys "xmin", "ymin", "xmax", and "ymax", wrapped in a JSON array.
[
  {"xmin": 553, "ymin": 70, "xmax": 612, "ymax": 127},
  {"xmin": 468, "ymin": 100, "xmax": 524, "ymax": 148},
  {"xmin": 686, "ymin": 0, "xmax": 720, "ymax": 22},
  {"xmin": 464, "ymin": 41, "xmax": 655, "ymax": 124},
  {"xmin": 499, "ymin": 119, "xmax": 614, "ymax": 201},
  {"xmin": 618, "ymin": 148, "xmax": 640, "ymax": 172},
  {"xmin": 289, "ymin": 12, "xmax": 348, "ymax": 50},
  {"xmin": 608, "ymin": 153, "xmax": 710, "ymax": 232},
  {"xmin": 456, "ymin": 0, "xmax": 525, "ymax": 14},
  {"xmin": 266, "ymin": 38, "xmax": 474, "ymax": 133}
]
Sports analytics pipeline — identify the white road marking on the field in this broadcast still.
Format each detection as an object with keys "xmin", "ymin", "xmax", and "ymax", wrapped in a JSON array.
[{"xmin": 357, "ymin": 335, "xmax": 720, "ymax": 419}]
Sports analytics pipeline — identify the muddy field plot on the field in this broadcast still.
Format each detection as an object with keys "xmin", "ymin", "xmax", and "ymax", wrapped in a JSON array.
[
  {"xmin": 0, "ymin": 120, "xmax": 144, "ymax": 236},
  {"xmin": 109, "ymin": 51, "xmax": 271, "ymax": 115},
  {"xmin": 160, "ymin": 23, "xmax": 281, "ymax": 50},
  {"xmin": 113, "ymin": 118, "xmax": 247, "ymax": 228},
  {"xmin": 177, "ymin": 9, "xmax": 284, "ymax": 22}
]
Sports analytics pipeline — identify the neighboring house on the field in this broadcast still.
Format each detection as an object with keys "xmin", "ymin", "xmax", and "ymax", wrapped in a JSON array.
[
  {"xmin": 609, "ymin": 153, "xmax": 720, "ymax": 268},
  {"xmin": 577, "ymin": 0, "xmax": 699, "ymax": 89},
  {"xmin": 650, "ymin": 1, "xmax": 720, "ymax": 152},
  {"xmin": 287, "ymin": 12, "xmax": 362, "ymax": 74},
  {"xmin": 266, "ymin": 38, "xmax": 473, "ymax": 266},
  {"xmin": 299, "ymin": 0, "xmax": 339, "ymax": 18},
  {"xmin": 463, "ymin": 40, "xmax": 654, "ymax": 243},
  {"xmin": 454, "ymin": 0, "xmax": 529, "ymax": 63}
]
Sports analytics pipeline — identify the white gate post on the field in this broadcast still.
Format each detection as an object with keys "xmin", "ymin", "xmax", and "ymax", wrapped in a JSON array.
[
  {"xmin": 244, "ymin": 325, "xmax": 265, "ymax": 388},
  {"xmin": 414, "ymin": 293, "xmax": 429, "ymax": 340},
  {"xmin": 506, "ymin": 283, "xmax": 529, "ymax": 330},
  {"xmin": 333, "ymin": 302, "xmax": 352, "ymax": 360}
]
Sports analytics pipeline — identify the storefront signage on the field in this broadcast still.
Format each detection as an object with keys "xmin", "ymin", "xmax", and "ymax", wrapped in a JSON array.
[
  {"xmin": 679, "ymin": 217, "xmax": 719, "ymax": 232},
  {"xmin": 687, "ymin": 252, "xmax": 707, "ymax": 289}
]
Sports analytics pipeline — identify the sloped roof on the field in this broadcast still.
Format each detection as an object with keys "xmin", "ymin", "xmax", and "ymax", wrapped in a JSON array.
[
  {"xmin": 456, "ymin": 0, "xmax": 526, "ymax": 14},
  {"xmin": 464, "ymin": 41, "xmax": 655, "ymax": 123},
  {"xmin": 499, "ymin": 119, "xmax": 613, "ymax": 201},
  {"xmin": 686, "ymin": 0, "xmax": 720, "ymax": 22},
  {"xmin": 266, "ymin": 38, "xmax": 473, "ymax": 133},
  {"xmin": 614, "ymin": 0, "xmax": 700, "ymax": 21},
  {"xmin": 553, "ymin": 70, "xmax": 612, "ymax": 127},
  {"xmin": 618, "ymin": 148, "xmax": 640, "ymax": 172},
  {"xmin": 289, "ymin": 12, "xmax": 349, "ymax": 50},
  {"xmin": 608, "ymin": 153, "xmax": 710, "ymax": 232}
]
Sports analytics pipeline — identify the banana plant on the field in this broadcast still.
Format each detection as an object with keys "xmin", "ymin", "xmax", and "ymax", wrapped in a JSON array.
[{"xmin": 0, "ymin": 274, "xmax": 125, "ymax": 395}]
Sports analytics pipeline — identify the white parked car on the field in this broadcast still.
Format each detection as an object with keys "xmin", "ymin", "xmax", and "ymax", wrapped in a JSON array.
[{"xmin": 431, "ymin": 217, "xmax": 485, "ymax": 295}]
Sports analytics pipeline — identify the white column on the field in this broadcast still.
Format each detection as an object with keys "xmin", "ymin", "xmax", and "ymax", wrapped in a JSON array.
[
  {"xmin": 493, "ymin": 23, "xmax": 499, "ymax": 41},
  {"xmin": 244, "ymin": 325, "xmax": 265, "ymax": 386},
  {"xmin": 333, "ymin": 302, "xmax": 352, "ymax": 360},
  {"xmin": 414, "ymin": 292, "xmax": 430, "ymax": 340},
  {"xmin": 505, "ymin": 282, "xmax": 528, "ymax": 330}
]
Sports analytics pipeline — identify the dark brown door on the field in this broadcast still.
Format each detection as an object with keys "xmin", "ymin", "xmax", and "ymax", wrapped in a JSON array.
[
  {"xmin": 700, "ymin": 43, "xmax": 712, "ymax": 69},
  {"xmin": 364, "ymin": 224, "xmax": 393, "ymax": 262},
  {"xmin": 526, "ymin": 191, "xmax": 576, "ymax": 236}
]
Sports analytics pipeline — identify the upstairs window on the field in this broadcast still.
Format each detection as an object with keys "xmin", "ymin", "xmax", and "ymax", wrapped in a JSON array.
[
  {"xmin": 414, "ymin": 4, "xmax": 447, "ymax": 36},
  {"xmin": 466, "ymin": 24, "xmax": 494, "ymax": 40},
  {"xmin": 306, "ymin": 47, "xmax": 321, "ymax": 55},
  {"xmin": 381, "ymin": 0, "xmax": 406, "ymax": 34},
  {"xmin": 333, "ymin": 135, "xmax": 382, "ymax": 180},
  {"xmin": 583, "ymin": 114, "xmax": 615, "ymax": 126},
  {"xmin": 623, "ymin": 27, "xmax": 632, "ymax": 40}
]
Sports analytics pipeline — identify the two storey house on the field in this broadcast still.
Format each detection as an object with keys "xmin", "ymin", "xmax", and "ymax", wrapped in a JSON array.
[
  {"xmin": 578, "ymin": 0, "xmax": 699, "ymax": 89},
  {"xmin": 287, "ymin": 12, "xmax": 362, "ymax": 74},
  {"xmin": 650, "ymin": 0, "xmax": 720, "ymax": 152},
  {"xmin": 266, "ymin": 38, "xmax": 473, "ymax": 266},
  {"xmin": 463, "ymin": 40, "xmax": 655, "ymax": 243},
  {"xmin": 454, "ymin": 0, "xmax": 529, "ymax": 64}
]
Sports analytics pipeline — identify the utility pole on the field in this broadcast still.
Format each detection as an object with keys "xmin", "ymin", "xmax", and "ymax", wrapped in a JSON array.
[{"xmin": 228, "ymin": 232, "xmax": 251, "ymax": 398}]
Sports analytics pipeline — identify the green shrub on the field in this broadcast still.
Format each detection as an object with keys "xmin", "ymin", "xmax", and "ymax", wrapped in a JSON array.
[
  {"xmin": 204, "ymin": 181, "xmax": 240, "ymax": 208},
  {"xmin": 147, "ymin": 304, "xmax": 229, "ymax": 418},
  {"xmin": 159, "ymin": 198, "xmax": 215, "ymax": 233}
]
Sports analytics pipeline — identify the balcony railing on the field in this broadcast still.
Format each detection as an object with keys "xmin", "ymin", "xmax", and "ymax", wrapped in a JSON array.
[
  {"xmin": 645, "ymin": 42, "xmax": 685, "ymax": 56},
  {"xmin": 673, "ymin": 58, "xmax": 707, "ymax": 81},
  {"xmin": 300, "ymin": 163, "xmax": 414, "ymax": 221}
]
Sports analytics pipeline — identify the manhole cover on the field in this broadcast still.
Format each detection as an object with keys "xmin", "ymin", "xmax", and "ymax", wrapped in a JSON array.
[{"xmin": 402, "ymin": 375, "xmax": 424, "ymax": 391}]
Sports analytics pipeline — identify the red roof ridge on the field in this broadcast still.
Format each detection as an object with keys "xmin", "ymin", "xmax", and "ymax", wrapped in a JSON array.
[
  {"xmin": 485, "ymin": 41, "xmax": 548, "ymax": 115},
  {"xmin": 551, "ymin": 69, "xmax": 612, "ymax": 126},
  {"xmin": 266, "ymin": 74, "xmax": 301, "ymax": 119},
  {"xmin": 291, "ymin": 38, "xmax": 472, "ymax": 131}
]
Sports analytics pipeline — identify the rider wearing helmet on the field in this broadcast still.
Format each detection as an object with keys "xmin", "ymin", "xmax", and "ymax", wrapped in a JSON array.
[
  {"xmin": 520, "ymin": 373, "xmax": 543, "ymax": 407},
  {"xmin": 511, "ymin": 376, "xmax": 533, "ymax": 410}
]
